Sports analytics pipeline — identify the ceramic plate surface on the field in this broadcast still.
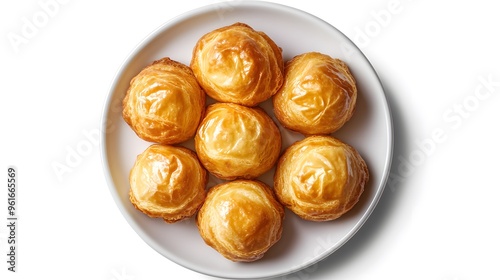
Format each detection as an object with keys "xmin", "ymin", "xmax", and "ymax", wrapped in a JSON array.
[{"xmin": 101, "ymin": 1, "xmax": 393, "ymax": 279}]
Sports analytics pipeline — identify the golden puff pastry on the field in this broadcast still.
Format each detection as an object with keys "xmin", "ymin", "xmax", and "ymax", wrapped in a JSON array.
[
  {"xmin": 273, "ymin": 52, "xmax": 357, "ymax": 135},
  {"xmin": 274, "ymin": 136, "xmax": 369, "ymax": 221},
  {"xmin": 195, "ymin": 103, "xmax": 281, "ymax": 180},
  {"xmin": 197, "ymin": 180, "xmax": 284, "ymax": 262},
  {"xmin": 129, "ymin": 144, "xmax": 207, "ymax": 223},
  {"xmin": 190, "ymin": 22, "xmax": 284, "ymax": 106},
  {"xmin": 122, "ymin": 57, "xmax": 205, "ymax": 144}
]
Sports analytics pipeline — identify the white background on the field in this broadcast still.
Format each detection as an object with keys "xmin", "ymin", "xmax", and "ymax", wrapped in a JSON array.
[{"xmin": 1, "ymin": 0, "xmax": 499, "ymax": 279}]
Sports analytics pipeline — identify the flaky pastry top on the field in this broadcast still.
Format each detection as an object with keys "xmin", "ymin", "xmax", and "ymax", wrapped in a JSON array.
[
  {"xmin": 191, "ymin": 23, "xmax": 284, "ymax": 106},
  {"xmin": 122, "ymin": 57, "xmax": 205, "ymax": 144},
  {"xmin": 196, "ymin": 180, "xmax": 284, "ymax": 262},
  {"xmin": 274, "ymin": 136, "xmax": 368, "ymax": 221},
  {"xmin": 129, "ymin": 144, "xmax": 207, "ymax": 223},
  {"xmin": 273, "ymin": 52, "xmax": 357, "ymax": 135},
  {"xmin": 195, "ymin": 103, "xmax": 281, "ymax": 180}
]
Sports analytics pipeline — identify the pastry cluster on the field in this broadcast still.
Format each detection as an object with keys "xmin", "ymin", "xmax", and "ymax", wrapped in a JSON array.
[{"xmin": 121, "ymin": 22, "xmax": 368, "ymax": 262}]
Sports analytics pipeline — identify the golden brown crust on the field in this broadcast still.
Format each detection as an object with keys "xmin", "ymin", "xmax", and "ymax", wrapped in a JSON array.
[
  {"xmin": 122, "ymin": 57, "xmax": 205, "ymax": 144},
  {"xmin": 196, "ymin": 180, "xmax": 284, "ymax": 262},
  {"xmin": 274, "ymin": 136, "xmax": 369, "ymax": 221},
  {"xmin": 273, "ymin": 52, "xmax": 357, "ymax": 135},
  {"xmin": 194, "ymin": 103, "xmax": 281, "ymax": 180},
  {"xmin": 129, "ymin": 144, "xmax": 208, "ymax": 223},
  {"xmin": 190, "ymin": 23, "xmax": 284, "ymax": 106}
]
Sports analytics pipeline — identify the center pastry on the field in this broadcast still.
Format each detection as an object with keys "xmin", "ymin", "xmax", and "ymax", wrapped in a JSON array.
[{"xmin": 195, "ymin": 103, "xmax": 281, "ymax": 180}]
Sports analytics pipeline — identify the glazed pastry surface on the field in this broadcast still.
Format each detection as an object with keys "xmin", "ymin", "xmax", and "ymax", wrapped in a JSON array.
[
  {"xmin": 273, "ymin": 52, "xmax": 357, "ymax": 135},
  {"xmin": 191, "ymin": 22, "xmax": 284, "ymax": 106},
  {"xmin": 274, "ymin": 136, "xmax": 368, "ymax": 221},
  {"xmin": 196, "ymin": 180, "xmax": 284, "ymax": 262},
  {"xmin": 122, "ymin": 57, "xmax": 205, "ymax": 144},
  {"xmin": 195, "ymin": 103, "xmax": 281, "ymax": 180},
  {"xmin": 129, "ymin": 144, "xmax": 207, "ymax": 223}
]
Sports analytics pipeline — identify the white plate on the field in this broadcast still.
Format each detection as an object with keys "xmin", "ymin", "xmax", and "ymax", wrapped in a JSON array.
[{"xmin": 101, "ymin": 1, "xmax": 393, "ymax": 279}]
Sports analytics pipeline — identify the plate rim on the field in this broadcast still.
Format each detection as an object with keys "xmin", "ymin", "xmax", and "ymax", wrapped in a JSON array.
[{"xmin": 100, "ymin": 1, "xmax": 394, "ymax": 279}]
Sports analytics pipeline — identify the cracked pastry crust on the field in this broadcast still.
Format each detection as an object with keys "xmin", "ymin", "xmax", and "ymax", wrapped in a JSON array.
[
  {"xmin": 273, "ymin": 52, "xmax": 357, "ymax": 135},
  {"xmin": 274, "ymin": 136, "xmax": 369, "ymax": 221},
  {"xmin": 196, "ymin": 180, "xmax": 284, "ymax": 262},
  {"xmin": 194, "ymin": 103, "xmax": 281, "ymax": 180},
  {"xmin": 122, "ymin": 57, "xmax": 205, "ymax": 144},
  {"xmin": 129, "ymin": 144, "xmax": 207, "ymax": 223},
  {"xmin": 190, "ymin": 22, "xmax": 284, "ymax": 106}
]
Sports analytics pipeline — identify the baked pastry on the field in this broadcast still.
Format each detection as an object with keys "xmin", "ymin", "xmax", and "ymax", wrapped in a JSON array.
[
  {"xmin": 195, "ymin": 103, "xmax": 281, "ymax": 180},
  {"xmin": 274, "ymin": 136, "xmax": 368, "ymax": 221},
  {"xmin": 190, "ymin": 22, "xmax": 284, "ymax": 106},
  {"xmin": 196, "ymin": 180, "xmax": 284, "ymax": 262},
  {"xmin": 273, "ymin": 52, "xmax": 357, "ymax": 135},
  {"xmin": 129, "ymin": 144, "xmax": 207, "ymax": 223},
  {"xmin": 122, "ymin": 57, "xmax": 205, "ymax": 144}
]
